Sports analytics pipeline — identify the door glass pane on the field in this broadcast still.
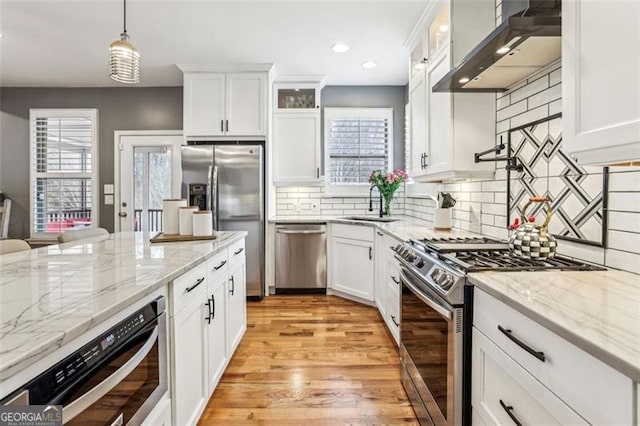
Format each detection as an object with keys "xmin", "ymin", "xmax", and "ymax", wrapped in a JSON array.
[{"xmin": 133, "ymin": 147, "xmax": 172, "ymax": 232}]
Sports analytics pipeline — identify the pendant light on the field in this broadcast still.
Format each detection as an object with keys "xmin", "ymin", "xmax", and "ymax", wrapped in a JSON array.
[{"xmin": 109, "ymin": 0, "xmax": 140, "ymax": 84}]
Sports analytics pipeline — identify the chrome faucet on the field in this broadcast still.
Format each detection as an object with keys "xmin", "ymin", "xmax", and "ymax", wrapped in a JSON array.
[{"xmin": 369, "ymin": 185, "xmax": 384, "ymax": 218}]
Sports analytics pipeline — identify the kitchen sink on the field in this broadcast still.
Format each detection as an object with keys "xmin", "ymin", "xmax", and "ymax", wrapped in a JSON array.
[{"xmin": 342, "ymin": 216, "xmax": 400, "ymax": 223}]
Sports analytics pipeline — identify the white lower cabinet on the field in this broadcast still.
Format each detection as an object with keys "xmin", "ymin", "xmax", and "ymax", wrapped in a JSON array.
[
  {"xmin": 472, "ymin": 328, "xmax": 587, "ymax": 426},
  {"xmin": 473, "ymin": 288, "xmax": 635, "ymax": 425},
  {"xmin": 170, "ymin": 238, "xmax": 247, "ymax": 426},
  {"xmin": 227, "ymin": 258, "xmax": 247, "ymax": 353},
  {"xmin": 331, "ymin": 236, "xmax": 374, "ymax": 301},
  {"xmin": 172, "ymin": 290, "xmax": 209, "ymax": 426},
  {"xmin": 384, "ymin": 277, "xmax": 400, "ymax": 344},
  {"xmin": 374, "ymin": 231, "xmax": 387, "ymax": 316},
  {"xmin": 206, "ymin": 274, "xmax": 228, "ymax": 392}
]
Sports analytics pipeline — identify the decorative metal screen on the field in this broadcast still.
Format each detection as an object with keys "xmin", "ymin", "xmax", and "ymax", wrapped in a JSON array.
[
  {"xmin": 327, "ymin": 115, "xmax": 390, "ymax": 185},
  {"xmin": 507, "ymin": 113, "xmax": 608, "ymax": 247},
  {"xmin": 32, "ymin": 114, "xmax": 95, "ymax": 234}
]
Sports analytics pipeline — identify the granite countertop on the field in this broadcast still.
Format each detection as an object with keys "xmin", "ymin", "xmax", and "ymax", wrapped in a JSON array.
[
  {"xmin": 269, "ymin": 215, "xmax": 478, "ymax": 241},
  {"xmin": 469, "ymin": 270, "xmax": 640, "ymax": 381},
  {"xmin": 0, "ymin": 231, "xmax": 246, "ymax": 383}
]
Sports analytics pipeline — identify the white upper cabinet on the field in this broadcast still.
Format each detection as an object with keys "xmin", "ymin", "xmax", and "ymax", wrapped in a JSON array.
[
  {"xmin": 273, "ymin": 81, "xmax": 323, "ymax": 185},
  {"xmin": 406, "ymin": 0, "xmax": 496, "ymax": 183},
  {"xmin": 562, "ymin": 0, "xmax": 640, "ymax": 165},
  {"xmin": 226, "ymin": 73, "xmax": 267, "ymax": 136},
  {"xmin": 184, "ymin": 73, "xmax": 226, "ymax": 137},
  {"xmin": 181, "ymin": 67, "xmax": 269, "ymax": 138},
  {"xmin": 273, "ymin": 113, "xmax": 321, "ymax": 184}
]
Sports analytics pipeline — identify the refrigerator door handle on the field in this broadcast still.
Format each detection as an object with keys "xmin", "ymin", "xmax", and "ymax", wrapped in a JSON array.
[
  {"xmin": 211, "ymin": 165, "xmax": 219, "ymax": 230},
  {"xmin": 206, "ymin": 165, "xmax": 213, "ymax": 212}
]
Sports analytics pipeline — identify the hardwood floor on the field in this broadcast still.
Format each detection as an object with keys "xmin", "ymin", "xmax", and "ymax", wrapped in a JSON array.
[{"xmin": 198, "ymin": 295, "xmax": 418, "ymax": 425}]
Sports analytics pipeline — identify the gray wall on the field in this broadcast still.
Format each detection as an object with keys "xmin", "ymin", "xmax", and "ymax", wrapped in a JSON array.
[
  {"xmin": 0, "ymin": 87, "xmax": 183, "ymax": 238},
  {"xmin": 321, "ymin": 86, "xmax": 407, "ymax": 169}
]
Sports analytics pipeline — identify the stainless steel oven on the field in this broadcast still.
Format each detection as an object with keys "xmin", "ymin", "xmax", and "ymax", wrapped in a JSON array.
[
  {"xmin": 2, "ymin": 297, "xmax": 167, "ymax": 425},
  {"xmin": 400, "ymin": 265, "xmax": 463, "ymax": 426}
]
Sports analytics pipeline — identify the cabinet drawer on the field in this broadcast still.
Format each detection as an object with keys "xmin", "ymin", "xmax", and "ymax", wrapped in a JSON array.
[
  {"xmin": 473, "ymin": 328, "xmax": 587, "ymax": 426},
  {"xmin": 171, "ymin": 262, "xmax": 208, "ymax": 315},
  {"xmin": 227, "ymin": 239, "xmax": 246, "ymax": 266},
  {"xmin": 207, "ymin": 250, "xmax": 229, "ymax": 282},
  {"xmin": 332, "ymin": 223, "xmax": 374, "ymax": 242},
  {"xmin": 474, "ymin": 289, "xmax": 633, "ymax": 425}
]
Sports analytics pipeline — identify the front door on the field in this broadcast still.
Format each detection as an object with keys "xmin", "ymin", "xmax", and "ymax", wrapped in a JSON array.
[{"xmin": 116, "ymin": 132, "xmax": 182, "ymax": 232}]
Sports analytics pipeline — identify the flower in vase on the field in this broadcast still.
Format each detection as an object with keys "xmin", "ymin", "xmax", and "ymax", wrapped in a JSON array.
[{"xmin": 368, "ymin": 169, "xmax": 409, "ymax": 216}]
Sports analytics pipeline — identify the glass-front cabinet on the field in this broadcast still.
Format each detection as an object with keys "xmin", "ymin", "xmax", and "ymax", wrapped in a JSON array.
[
  {"xmin": 274, "ymin": 83, "xmax": 320, "ymax": 112},
  {"xmin": 428, "ymin": 6, "xmax": 449, "ymax": 58}
]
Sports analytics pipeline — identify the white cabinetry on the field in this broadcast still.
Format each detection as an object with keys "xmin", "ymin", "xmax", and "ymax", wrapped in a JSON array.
[
  {"xmin": 374, "ymin": 231, "xmax": 401, "ymax": 345},
  {"xmin": 406, "ymin": 1, "xmax": 495, "ymax": 183},
  {"xmin": 473, "ymin": 328, "xmax": 586, "ymax": 425},
  {"xmin": 374, "ymin": 231, "xmax": 388, "ymax": 316},
  {"xmin": 227, "ymin": 254, "xmax": 247, "ymax": 354},
  {"xmin": 329, "ymin": 224, "xmax": 375, "ymax": 302},
  {"xmin": 172, "ymin": 278, "xmax": 209, "ymax": 426},
  {"xmin": 181, "ymin": 69, "xmax": 268, "ymax": 138},
  {"xmin": 170, "ymin": 238, "xmax": 247, "ymax": 426},
  {"xmin": 205, "ymin": 274, "xmax": 228, "ymax": 393},
  {"xmin": 562, "ymin": 0, "xmax": 640, "ymax": 165},
  {"xmin": 473, "ymin": 288, "xmax": 634, "ymax": 425},
  {"xmin": 273, "ymin": 82, "xmax": 322, "ymax": 185},
  {"xmin": 273, "ymin": 113, "xmax": 321, "ymax": 184}
]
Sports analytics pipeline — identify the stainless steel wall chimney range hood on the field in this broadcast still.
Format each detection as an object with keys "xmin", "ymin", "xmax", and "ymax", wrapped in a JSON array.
[{"xmin": 433, "ymin": 0, "xmax": 561, "ymax": 92}]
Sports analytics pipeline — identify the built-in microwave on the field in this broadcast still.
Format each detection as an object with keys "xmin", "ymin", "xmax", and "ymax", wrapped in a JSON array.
[{"xmin": 1, "ymin": 297, "xmax": 167, "ymax": 425}]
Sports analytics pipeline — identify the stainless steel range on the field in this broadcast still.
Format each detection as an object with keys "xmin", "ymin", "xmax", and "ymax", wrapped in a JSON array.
[{"xmin": 394, "ymin": 237, "xmax": 605, "ymax": 426}]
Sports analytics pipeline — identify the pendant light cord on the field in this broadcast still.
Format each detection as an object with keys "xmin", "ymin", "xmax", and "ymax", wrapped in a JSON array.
[{"xmin": 123, "ymin": 0, "xmax": 127, "ymax": 34}]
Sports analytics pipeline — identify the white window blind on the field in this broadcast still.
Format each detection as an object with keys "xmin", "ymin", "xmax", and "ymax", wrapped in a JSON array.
[
  {"xmin": 325, "ymin": 108, "xmax": 393, "ymax": 187},
  {"xmin": 30, "ymin": 110, "xmax": 98, "ymax": 236}
]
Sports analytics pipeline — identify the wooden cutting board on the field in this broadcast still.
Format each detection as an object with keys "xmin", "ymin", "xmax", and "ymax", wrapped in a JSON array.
[{"xmin": 150, "ymin": 232, "xmax": 217, "ymax": 243}]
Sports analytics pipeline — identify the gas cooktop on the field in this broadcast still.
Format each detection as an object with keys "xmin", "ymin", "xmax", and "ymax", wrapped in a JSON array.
[
  {"xmin": 411, "ymin": 237, "xmax": 606, "ymax": 273},
  {"xmin": 392, "ymin": 236, "xmax": 605, "ymax": 306}
]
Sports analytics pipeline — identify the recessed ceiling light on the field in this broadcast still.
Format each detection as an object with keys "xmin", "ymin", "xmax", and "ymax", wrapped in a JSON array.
[
  {"xmin": 496, "ymin": 46, "xmax": 511, "ymax": 55},
  {"xmin": 438, "ymin": 24, "xmax": 449, "ymax": 33},
  {"xmin": 332, "ymin": 42, "xmax": 350, "ymax": 53},
  {"xmin": 362, "ymin": 60, "xmax": 377, "ymax": 69},
  {"xmin": 459, "ymin": 77, "xmax": 470, "ymax": 84},
  {"xmin": 0, "ymin": 33, "xmax": 3, "ymax": 39}
]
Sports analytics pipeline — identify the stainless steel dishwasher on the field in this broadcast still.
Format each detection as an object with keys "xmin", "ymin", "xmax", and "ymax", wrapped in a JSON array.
[{"xmin": 275, "ymin": 224, "xmax": 326, "ymax": 293}]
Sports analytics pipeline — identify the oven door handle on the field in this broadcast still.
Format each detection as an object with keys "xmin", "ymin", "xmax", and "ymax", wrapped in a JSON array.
[
  {"xmin": 62, "ymin": 326, "xmax": 159, "ymax": 423},
  {"xmin": 400, "ymin": 268, "xmax": 452, "ymax": 320}
]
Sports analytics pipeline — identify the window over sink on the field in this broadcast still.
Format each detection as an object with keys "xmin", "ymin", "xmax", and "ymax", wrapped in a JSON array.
[
  {"xmin": 29, "ymin": 109, "xmax": 98, "ymax": 237},
  {"xmin": 324, "ymin": 107, "xmax": 393, "ymax": 196}
]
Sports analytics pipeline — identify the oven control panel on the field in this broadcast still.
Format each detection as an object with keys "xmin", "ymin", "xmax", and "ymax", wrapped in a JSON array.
[{"xmin": 51, "ymin": 311, "xmax": 149, "ymax": 390}]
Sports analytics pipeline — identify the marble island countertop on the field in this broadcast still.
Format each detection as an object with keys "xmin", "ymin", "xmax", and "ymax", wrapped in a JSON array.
[
  {"xmin": 469, "ymin": 270, "xmax": 640, "ymax": 381},
  {"xmin": 269, "ymin": 215, "xmax": 478, "ymax": 241},
  {"xmin": 0, "ymin": 231, "xmax": 246, "ymax": 383}
]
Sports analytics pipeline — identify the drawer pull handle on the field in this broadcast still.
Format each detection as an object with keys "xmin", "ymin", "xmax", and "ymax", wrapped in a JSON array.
[
  {"xmin": 498, "ymin": 325, "xmax": 546, "ymax": 362},
  {"xmin": 234, "ymin": 248, "xmax": 244, "ymax": 255},
  {"xmin": 499, "ymin": 399, "xmax": 522, "ymax": 426},
  {"xmin": 213, "ymin": 260, "xmax": 227, "ymax": 271},
  {"xmin": 229, "ymin": 276, "xmax": 235, "ymax": 296},
  {"xmin": 186, "ymin": 277, "xmax": 205, "ymax": 293},
  {"xmin": 391, "ymin": 315, "xmax": 399, "ymax": 327},
  {"xmin": 391, "ymin": 276, "xmax": 400, "ymax": 285}
]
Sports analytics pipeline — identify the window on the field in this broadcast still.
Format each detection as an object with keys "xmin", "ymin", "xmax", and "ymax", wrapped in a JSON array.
[
  {"xmin": 30, "ymin": 109, "xmax": 98, "ymax": 237},
  {"xmin": 324, "ymin": 108, "xmax": 393, "ymax": 195}
]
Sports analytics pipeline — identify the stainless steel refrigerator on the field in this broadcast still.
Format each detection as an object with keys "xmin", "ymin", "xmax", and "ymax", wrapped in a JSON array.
[{"xmin": 181, "ymin": 143, "xmax": 264, "ymax": 299}]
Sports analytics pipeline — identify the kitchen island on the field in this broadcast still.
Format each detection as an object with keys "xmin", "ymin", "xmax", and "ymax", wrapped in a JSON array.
[{"xmin": 0, "ymin": 230, "xmax": 247, "ymax": 424}]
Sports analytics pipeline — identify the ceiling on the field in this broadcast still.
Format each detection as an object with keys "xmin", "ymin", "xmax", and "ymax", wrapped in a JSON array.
[{"xmin": 0, "ymin": 0, "xmax": 427, "ymax": 87}]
